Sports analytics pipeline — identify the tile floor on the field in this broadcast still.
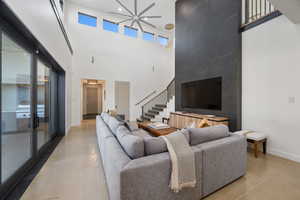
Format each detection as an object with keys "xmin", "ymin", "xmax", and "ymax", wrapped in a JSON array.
[{"xmin": 21, "ymin": 120, "xmax": 300, "ymax": 200}]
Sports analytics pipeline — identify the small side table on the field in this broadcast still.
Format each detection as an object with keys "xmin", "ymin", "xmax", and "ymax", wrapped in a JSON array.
[{"xmin": 246, "ymin": 132, "xmax": 267, "ymax": 158}]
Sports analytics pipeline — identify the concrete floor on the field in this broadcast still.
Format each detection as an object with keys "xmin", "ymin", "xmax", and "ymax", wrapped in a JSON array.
[{"xmin": 21, "ymin": 120, "xmax": 300, "ymax": 200}]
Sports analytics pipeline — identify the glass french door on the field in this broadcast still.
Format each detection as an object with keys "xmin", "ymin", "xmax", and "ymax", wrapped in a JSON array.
[
  {"xmin": 1, "ymin": 33, "xmax": 33, "ymax": 183},
  {"xmin": 0, "ymin": 31, "xmax": 59, "ymax": 186}
]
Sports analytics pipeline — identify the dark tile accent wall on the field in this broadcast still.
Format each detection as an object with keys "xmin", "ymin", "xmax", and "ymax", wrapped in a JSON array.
[{"xmin": 175, "ymin": 0, "xmax": 242, "ymax": 131}]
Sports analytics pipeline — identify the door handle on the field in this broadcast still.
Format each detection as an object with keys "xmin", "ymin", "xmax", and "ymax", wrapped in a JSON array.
[{"xmin": 33, "ymin": 113, "xmax": 40, "ymax": 129}]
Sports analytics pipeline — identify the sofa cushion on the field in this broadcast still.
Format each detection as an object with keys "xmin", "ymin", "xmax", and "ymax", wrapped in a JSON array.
[
  {"xmin": 107, "ymin": 115, "xmax": 124, "ymax": 135},
  {"xmin": 132, "ymin": 129, "xmax": 152, "ymax": 138},
  {"xmin": 125, "ymin": 122, "xmax": 140, "ymax": 132},
  {"xmin": 188, "ymin": 125, "xmax": 229, "ymax": 146},
  {"xmin": 116, "ymin": 126, "xmax": 145, "ymax": 159},
  {"xmin": 97, "ymin": 116, "xmax": 114, "ymax": 139},
  {"xmin": 101, "ymin": 112, "xmax": 110, "ymax": 124},
  {"xmin": 144, "ymin": 129, "xmax": 190, "ymax": 156}
]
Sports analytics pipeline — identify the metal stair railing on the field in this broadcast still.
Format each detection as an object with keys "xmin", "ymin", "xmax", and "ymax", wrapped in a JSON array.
[{"xmin": 141, "ymin": 78, "xmax": 175, "ymax": 120}]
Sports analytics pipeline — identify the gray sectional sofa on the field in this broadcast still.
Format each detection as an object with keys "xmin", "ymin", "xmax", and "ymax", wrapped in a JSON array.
[{"xmin": 96, "ymin": 113, "xmax": 247, "ymax": 200}]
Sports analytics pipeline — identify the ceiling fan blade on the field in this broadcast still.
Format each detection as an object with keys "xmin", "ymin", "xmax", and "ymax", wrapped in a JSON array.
[
  {"xmin": 134, "ymin": 0, "xmax": 137, "ymax": 15},
  {"xmin": 115, "ymin": 0, "xmax": 134, "ymax": 16},
  {"xmin": 141, "ymin": 16, "xmax": 162, "ymax": 19},
  {"xmin": 136, "ymin": 20, "xmax": 144, "ymax": 32},
  {"xmin": 108, "ymin": 12, "xmax": 132, "ymax": 18},
  {"xmin": 140, "ymin": 19, "xmax": 156, "ymax": 28},
  {"xmin": 138, "ymin": 3, "xmax": 155, "ymax": 17},
  {"xmin": 117, "ymin": 18, "xmax": 132, "ymax": 24}
]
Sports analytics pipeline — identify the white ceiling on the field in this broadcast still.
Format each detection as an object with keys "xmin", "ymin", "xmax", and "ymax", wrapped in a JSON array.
[{"xmin": 67, "ymin": 0, "xmax": 175, "ymax": 31}]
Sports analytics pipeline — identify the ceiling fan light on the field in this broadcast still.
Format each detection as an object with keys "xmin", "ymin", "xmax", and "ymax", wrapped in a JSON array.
[{"xmin": 165, "ymin": 23, "xmax": 174, "ymax": 30}]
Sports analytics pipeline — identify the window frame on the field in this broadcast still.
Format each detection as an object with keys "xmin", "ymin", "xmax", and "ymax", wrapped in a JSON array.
[
  {"xmin": 78, "ymin": 12, "xmax": 97, "ymax": 27},
  {"xmin": 158, "ymin": 35, "xmax": 169, "ymax": 46},
  {"xmin": 102, "ymin": 19, "xmax": 119, "ymax": 33},
  {"xmin": 143, "ymin": 31, "xmax": 155, "ymax": 42},
  {"xmin": 0, "ymin": 5, "xmax": 66, "ymax": 198},
  {"xmin": 124, "ymin": 26, "xmax": 138, "ymax": 38}
]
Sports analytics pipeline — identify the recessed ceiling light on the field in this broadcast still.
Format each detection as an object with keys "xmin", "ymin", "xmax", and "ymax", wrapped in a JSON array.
[
  {"xmin": 144, "ymin": 17, "xmax": 148, "ymax": 21},
  {"xmin": 118, "ymin": 7, "xmax": 122, "ymax": 12}
]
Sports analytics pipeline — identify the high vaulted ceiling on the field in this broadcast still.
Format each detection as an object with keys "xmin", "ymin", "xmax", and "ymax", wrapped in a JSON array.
[{"xmin": 67, "ymin": 0, "xmax": 175, "ymax": 31}]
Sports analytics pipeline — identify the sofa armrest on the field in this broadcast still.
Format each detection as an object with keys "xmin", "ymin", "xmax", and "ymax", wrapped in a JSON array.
[
  {"xmin": 120, "ymin": 147, "xmax": 203, "ymax": 200},
  {"xmin": 199, "ymin": 135, "xmax": 247, "ymax": 197}
]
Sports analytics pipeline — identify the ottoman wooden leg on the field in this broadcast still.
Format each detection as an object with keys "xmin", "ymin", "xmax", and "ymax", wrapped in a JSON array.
[
  {"xmin": 254, "ymin": 141, "xmax": 258, "ymax": 158},
  {"xmin": 263, "ymin": 140, "xmax": 267, "ymax": 154}
]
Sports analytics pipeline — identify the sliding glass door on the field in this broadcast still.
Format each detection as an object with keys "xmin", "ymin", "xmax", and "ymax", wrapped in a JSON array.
[
  {"xmin": 1, "ymin": 33, "xmax": 33, "ymax": 183},
  {"xmin": 0, "ymin": 30, "xmax": 60, "ymax": 191}
]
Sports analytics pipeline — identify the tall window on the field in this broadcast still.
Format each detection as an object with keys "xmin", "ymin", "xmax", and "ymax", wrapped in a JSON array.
[
  {"xmin": 158, "ymin": 36, "xmax": 169, "ymax": 46},
  {"xmin": 78, "ymin": 12, "xmax": 97, "ymax": 27},
  {"xmin": 124, "ymin": 26, "xmax": 138, "ymax": 38},
  {"xmin": 103, "ymin": 19, "xmax": 119, "ymax": 33},
  {"xmin": 143, "ymin": 32, "xmax": 154, "ymax": 41}
]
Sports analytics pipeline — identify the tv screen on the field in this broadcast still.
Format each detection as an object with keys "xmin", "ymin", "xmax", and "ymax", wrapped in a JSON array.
[{"xmin": 181, "ymin": 77, "xmax": 222, "ymax": 110}]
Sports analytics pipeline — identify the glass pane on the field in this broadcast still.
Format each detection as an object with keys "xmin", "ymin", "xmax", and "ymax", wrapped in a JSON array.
[
  {"xmin": 78, "ymin": 12, "xmax": 97, "ymax": 27},
  {"xmin": 1, "ymin": 33, "xmax": 33, "ymax": 182},
  {"xmin": 143, "ymin": 32, "xmax": 154, "ymax": 41},
  {"xmin": 158, "ymin": 36, "xmax": 169, "ymax": 46},
  {"xmin": 103, "ymin": 20, "xmax": 119, "ymax": 33},
  {"xmin": 124, "ymin": 26, "xmax": 137, "ymax": 38},
  {"xmin": 37, "ymin": 61, "xmax": 50, "ymax": 150}
]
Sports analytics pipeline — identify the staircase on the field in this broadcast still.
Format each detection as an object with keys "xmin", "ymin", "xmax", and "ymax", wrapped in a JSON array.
[
  {"xmin": 138, "ymin": 79, "xmax": 175, "ymax": 122},
  {"xmin": 151, "ymin": 96, "xmax": 175, "ymax": 122}
]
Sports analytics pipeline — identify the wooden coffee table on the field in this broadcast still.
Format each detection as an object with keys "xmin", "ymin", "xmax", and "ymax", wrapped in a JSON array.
[{"xmin": 138, "ymin": 122, "xmax": 178, "ymax": 137}]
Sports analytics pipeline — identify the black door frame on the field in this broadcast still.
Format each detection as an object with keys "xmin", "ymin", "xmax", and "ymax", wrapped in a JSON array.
[
  {"xmin": 0, "ymin": 17, "xmax": 37, "ymax": 196},
  {"xmin": 0, "ymin": 1, "xmax": 66, "ymax": 199}
]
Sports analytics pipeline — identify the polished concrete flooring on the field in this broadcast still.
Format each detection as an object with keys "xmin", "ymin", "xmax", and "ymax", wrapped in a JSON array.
[{"xmin": 21, "ymin": 120, "xmax": 300, "ymax": 200}]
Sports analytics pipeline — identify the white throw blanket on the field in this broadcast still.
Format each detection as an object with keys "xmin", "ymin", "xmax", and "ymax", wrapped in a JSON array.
[{"xmin": 162, "ymin": 131, "xmax": 196, "ymax": 193}]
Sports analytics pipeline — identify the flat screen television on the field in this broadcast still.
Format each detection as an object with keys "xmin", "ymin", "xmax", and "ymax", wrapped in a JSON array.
[{"xmin": 181, "ymin": 77, "xmax": 222, "ymax": 110}]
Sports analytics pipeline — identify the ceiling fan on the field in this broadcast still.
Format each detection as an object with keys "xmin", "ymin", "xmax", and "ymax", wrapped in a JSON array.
[{"xmin": 109, "ymin": 0, "xmax": 162, "ymax": 32}]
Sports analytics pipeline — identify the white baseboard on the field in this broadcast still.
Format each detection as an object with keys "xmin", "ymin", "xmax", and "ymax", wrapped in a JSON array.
[{"xmin": 268, "ymin": 148, "xmax": 300, "ymax": 163}]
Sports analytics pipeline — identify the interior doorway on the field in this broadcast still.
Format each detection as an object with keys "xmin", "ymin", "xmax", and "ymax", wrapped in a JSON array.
[
  {"xmin": 115, "ymin": 81, "xmax": 130, "ymax": 121},
  {"xmin": 82, "ymin": 79, "xmax": 104, "ymax": 120}
]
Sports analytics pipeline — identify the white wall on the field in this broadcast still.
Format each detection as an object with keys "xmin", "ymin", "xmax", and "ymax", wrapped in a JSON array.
[
  {"xmin": 242, "ymin": 16, "xmax": 300, "ymax": 162},
  {"xmin": 66, "ymin": 3, "xmax": 175, "ymax": 125},
  {"xmin": 3, "ymin": 0, "xmax": 73, "ymax": 133}
]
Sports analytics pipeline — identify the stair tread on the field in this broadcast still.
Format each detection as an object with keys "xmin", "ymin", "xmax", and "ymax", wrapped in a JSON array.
[
  {"xmin": 153, "ymin": 107, "xmax": 164, "ymax": 111},
  {"xmin": 141, "ymin": 115, "xmax": 151, "ymax": 120},
  {"xmin": 155, "ymin": 104, "xmax": 167, "ymax": 107},
  {"xmin": 145, "ymin": 113, "xmax": 155, "ymax": 117}
]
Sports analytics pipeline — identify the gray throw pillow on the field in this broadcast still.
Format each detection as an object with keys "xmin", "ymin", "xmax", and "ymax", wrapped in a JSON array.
[
  {"xmin": 101, "ymin": 112, "xmax": 110, "ymax": 124},
  {"xmin": 144, "ymin": 129, "xmax": 190, "ymax": 156},
  {"xmin": 188, "ymin": 125, "xmax": 229, "ymax": 146},
  {"xmin": 123, "ymin": 121, "xmax": 140, "ymax": 132},
  {"xmin": 116, "ymin": 126, "xmax": 145, "ymax": 159},
  {"xmin": 107, "ymin": 115, "xmax": 124, "ymax": 135}
]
